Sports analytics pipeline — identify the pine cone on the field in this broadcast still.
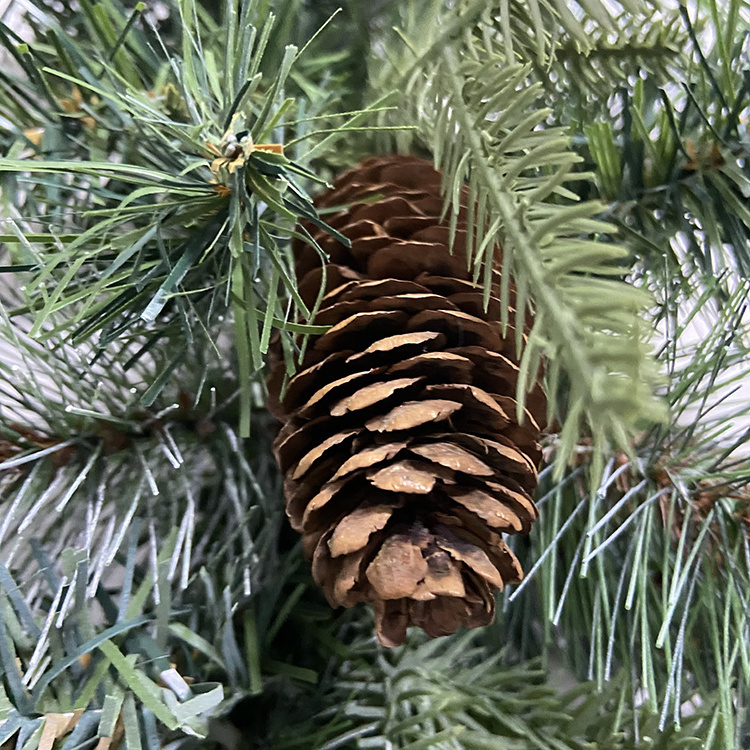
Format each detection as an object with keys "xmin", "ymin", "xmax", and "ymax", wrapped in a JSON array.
[{"xmin": 267, "ymin": 155, "xmax": 546, "ymax": 646}]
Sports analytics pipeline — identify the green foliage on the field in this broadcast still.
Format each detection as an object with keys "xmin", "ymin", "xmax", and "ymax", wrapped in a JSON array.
[
  {"xmin": 272, "ymin": 632, "xmax": 716, "ymax": 749},
  {"xmin": 371, "ymin": 1, "xmax": 666, "ymax": 473},
  {"xmin": 1, "ymin": 0, "xmax": 750, "ymax": 748},
  {"xmin": 0, "ymin": 325, "xmax": 239, "ymax": 739},
  {"xmin": 574, "ymin": 0, "xmax": 750, "ymax": 286},
  {"xmin": 504, "ymin": 278, "xmax": 750, "ymax": 747},
  {"xmin": 0, "ymin": 308, "xmax": 341, "ymax": 748},
  {"xmin": 541, "ymin": 10, "xmax": 685, "ymax": 128},
  {"xmin": 0, "ymin": 0, "xmax": 401, "ymax": 435},
  {"xmin": 525, "ymin": 21, "xmax": 750, "ymax": 739}
]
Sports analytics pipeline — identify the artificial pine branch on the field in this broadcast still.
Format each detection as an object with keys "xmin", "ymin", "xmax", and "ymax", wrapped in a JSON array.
[
  {"xmin": 273, "ymin": 630, "xmax": 717, "ymax": 749},
  {"xmin": 542, "ymin": 10, "xmax": 685, "ymax": 117},
  {"xmin": 0, "ymin": 0, "xmax": 402, "ymax": 435},
  {"xmin": 573, "ymin": 1, "xmax": 750, "ymax": 286},
  {"xmin": 1, "ymin": 0, "xmax": 750, "ymax": 748},
  {"xmin": 370, "ymin": 4, "xmax": 665, "ymax": 471},
  {"xmin": 506, "ymin": 278, "xmax": 750, "ymax": 746},
  {"xmin": 0, "ymin": 313, "xmax": 342, "ymax": 746}
]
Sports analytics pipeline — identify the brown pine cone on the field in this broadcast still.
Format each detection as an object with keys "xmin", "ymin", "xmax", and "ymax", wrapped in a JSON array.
[{"xmin": 267, "ymin": 155, "xmax": 546, "ymax": 647}]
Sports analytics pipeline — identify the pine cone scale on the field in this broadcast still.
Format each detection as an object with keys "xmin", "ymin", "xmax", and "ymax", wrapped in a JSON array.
[{"xmin": 364, "ymin": 399, "xmax": 463, "ymax": 432}]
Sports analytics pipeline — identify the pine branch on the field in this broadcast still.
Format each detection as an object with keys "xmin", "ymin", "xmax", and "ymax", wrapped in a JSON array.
[
  {"xmin": 572, "ymin": 1, "xmax": 750, "ymax": 286},
  {"xmin": 371, "ymin": 7, "xmax": 665, "ymax": 472},
  {"xmin": 0, "ymin": 0, "xmax": 405, "ymax": 435},
  {"xmin": 273, "ymin": 630, "xmax": 717, "ymax": 749},
  {"xmin": 539, "ymin": 10, "xmax": 685, "ymax": 123},
  {"xmin": 0, "ymin": 260, "xmax": 354, "ymax": 746},
  {"xmin": 506, "ymin": 279, "xmax": 750, "ymax": 746},
  {"xmin": 0, "ymin": 363, "xmax": 281, "ymax": 745}
]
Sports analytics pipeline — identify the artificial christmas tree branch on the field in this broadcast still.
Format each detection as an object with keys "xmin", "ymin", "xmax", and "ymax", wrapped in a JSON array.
[
  {"xmin": 0, "ymin": 0, "xmax": 402, "ymax": 435},
  {"xmin": 1, "ymin": 0, "xmax": 749, "ymax": 748},
  {"xmin": 506, "ymin": 278, "xmax": 750, "ymax": 746},
  {"xmin": 371, "ymin": 12, "xmax": 665, "ymax": 470}
]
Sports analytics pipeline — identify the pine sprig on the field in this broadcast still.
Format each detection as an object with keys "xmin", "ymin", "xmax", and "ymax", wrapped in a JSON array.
[
  {"xmin": 577, "ymin": 0, "xmax": 750, "ymax": 286},
  {"xmin": 0, "ymin": 0, "xmax": 404, "ymax": 434},
  {"xmin": 0, "ymin": 345, "xmax": 282, "ymax": 746},
  {"xmin": 543, "ymin": 10, "xmax": 684, "ymax": 119},
  {"xmin": 276, "ymin": 630, "xmax": 716, "ymax": 749},
  {"xmin": 372, "ymin": 4, "xmax": 665, "ymax": 472},
  {"xmin": 506, "ymin": 279, "xmax": 750, "ymax": 746},
  {"xmin": 0, "ymin": 262, "xmax": 349, "ymax": 746},
  {"xmin": 440, "ymin": 51, "xmax": 663, "ymax": 470}
]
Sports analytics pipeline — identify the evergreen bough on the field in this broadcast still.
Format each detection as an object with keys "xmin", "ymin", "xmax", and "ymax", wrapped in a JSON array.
[{"xmin": 0, "ymin": 0, "xmax": 748, "ymax": 748}]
